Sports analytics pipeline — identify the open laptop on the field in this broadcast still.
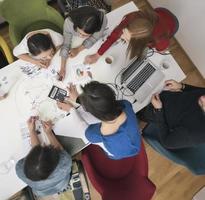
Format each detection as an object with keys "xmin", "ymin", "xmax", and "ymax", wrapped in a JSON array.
[
  {"xmin": 56, "ymin": 135, "xmax": 89, "ymax": 156},
  {"xmin": 53, "ymin": 107, "xmax": 100, "ymax": 156},
  {"xmin": 120, "ymin": 56, "xmax": 165, "ymax": 103}
]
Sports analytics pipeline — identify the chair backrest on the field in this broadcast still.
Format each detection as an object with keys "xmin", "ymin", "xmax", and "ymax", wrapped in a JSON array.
[
  {"xmin": 0, "ymin": 0, "xmax": 64, "ymax": 45},
  {"xmin": 82, "ymin": 142, "xmax": 156, "ymax": 200},
  {"xmin": 143, "ymin": 123, "xmax": 205, "ymax": 175},
  {"xmin": 82, "ymin": 141, "xmax": 148, "ymax": 180}
]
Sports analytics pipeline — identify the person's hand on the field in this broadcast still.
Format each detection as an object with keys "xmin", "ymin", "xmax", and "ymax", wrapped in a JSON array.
[
  {"xmin": 84, "ymin": 53, "xmax": 100, "ymax": 65},
  {"xmin": 57, "ymin": 101, "xmax": 73, "ymax": 112},
  {"xmin": 42, "ymin": 121, "xmax": 53, "ymax": 134},
  {"xmin": 42, "ymin": 59, "xmax": 51, "ymax": 68},
  {"xmin": 198, "ymin": 95, "xmax": 205, "ymax": 112},
  {"xmin": 27, "ymin": 117, "xmax": 36, "ymax": 133},
  {"xmin": 58, "ymin": 67, "xmax": 66, "ymax": 81},
  {"xmin": 67, "ymin": 84, "xmax": 79, "ymax": 102},
  {"xmin": 69, "ymin": 47, "xmax": 81, "ymax": 58},
  {"xmin": 33, "ymin": 59, "xmax": 49, "ymax": 69},
  {"xmin": 164, "ymin": 79, "xmax": 183, "ymax": 92},
  {"xmin": 0, "ymin": 93, "xmax": 8, "ymax": 100},
  {"xmin": 151, "ymin": 94, "xmax": 163, "ymax": 109}
]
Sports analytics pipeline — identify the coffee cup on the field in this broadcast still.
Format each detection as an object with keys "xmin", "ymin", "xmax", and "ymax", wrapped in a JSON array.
[
  {"xmin": 104, "ymin": 55, "xmax": 114, "ymax": 66},
  {"xmin": 160, "ymin": 59, "xmax": 170, "ymax": 70}
]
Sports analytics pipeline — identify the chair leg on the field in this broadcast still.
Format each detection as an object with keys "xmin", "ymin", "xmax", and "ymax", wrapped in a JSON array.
[{"xmin": 0, "ymin": 35, "xmax": 14, "ymax": 64}]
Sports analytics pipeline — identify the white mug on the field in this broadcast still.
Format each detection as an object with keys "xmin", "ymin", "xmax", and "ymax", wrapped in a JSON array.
[{"xmin": 160, "ymin": 59, "xmax": 170, "ymax": 70}]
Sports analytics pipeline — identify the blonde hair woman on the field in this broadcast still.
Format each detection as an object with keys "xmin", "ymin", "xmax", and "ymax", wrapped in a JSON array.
[{"xmin": 85, "ymin": 7, "xmax": 179, "ymax": 64}]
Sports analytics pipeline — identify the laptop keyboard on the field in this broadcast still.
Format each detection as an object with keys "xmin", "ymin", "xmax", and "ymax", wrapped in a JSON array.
[
  {"xmin": 127, "ymin": 63, "xmax": 156, "ymax": 93},
  {"xmin": 121, "ymin": 58, "xmax": 144, "ymax": 84}
]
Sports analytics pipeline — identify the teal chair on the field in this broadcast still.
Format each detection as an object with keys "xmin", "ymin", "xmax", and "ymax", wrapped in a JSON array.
[
  {"xmin": 142, "ymin": 123, "xmax": 205, "ymax": 175},
  {"xmin": 0, "ymin": 0, "xmax": 64, "ymax": 46}
]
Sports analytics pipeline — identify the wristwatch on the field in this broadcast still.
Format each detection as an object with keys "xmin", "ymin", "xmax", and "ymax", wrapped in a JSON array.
[
  {"xmin": 181, "ymin": 83, "xmax": 185, "ymax": 90},
  {"xmin": 154, "ymin": 108, "xmax": 162, "ymax": 112}
]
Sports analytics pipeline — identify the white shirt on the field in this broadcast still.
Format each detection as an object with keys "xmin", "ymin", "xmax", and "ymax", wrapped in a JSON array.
[{"xmin": 13, "ymin": 29, "xmax": 63, "ymax": 57}]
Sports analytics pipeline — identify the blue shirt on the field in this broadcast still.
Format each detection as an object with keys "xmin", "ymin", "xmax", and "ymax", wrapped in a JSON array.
[
  {"xmin": 85, "ymin": 100, "xmax": 141, "ymax": 160},
  {"xmin": 15, "ymin": 150, "xmax": 72, "ymax": 197}
]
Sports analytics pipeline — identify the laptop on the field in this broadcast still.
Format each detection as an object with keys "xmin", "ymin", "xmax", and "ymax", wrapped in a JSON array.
[
  {"xmin": 120, "ymin": 56, "xmax": 165, "ymax": 103},
  {"xmin": 56, "ymin": 135, "xmax": 89, "ymax": 156},
  {"xmin": 53, "ymin": 106, "xmax": 100, "ymax": 156}
]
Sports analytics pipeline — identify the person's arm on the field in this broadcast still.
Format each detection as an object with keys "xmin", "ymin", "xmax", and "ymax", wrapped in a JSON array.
[
  {"xmin": 164, "ymin": 79, "xmax": 205, "ymax": 92},
  {"xmin": 27, "ymin": 117, "xmax": 40, "ymax": 147},
  {"xmin": 17, "ymin": 54, "xmax": 48, "ymax": 68},
  {"xmin": 59, "ymin": 18, "xmax": 74, "ymax": 80},
  {"xmin": 60, "ymin": 18, "xmax": 73, "ymax": 59},
  {"xmin": 42, "ymin": 121, "xmax": 63, "ymax": 150},
  {"xmin": 182, "ymin": 84, "xmax": 205, "ymax": 92},
  {"xmin": 58, "ymin": 57, "xmax": 67, "ymax": 81}
]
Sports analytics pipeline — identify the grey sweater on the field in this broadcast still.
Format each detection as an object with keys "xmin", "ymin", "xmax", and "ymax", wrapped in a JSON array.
[{"xmin": 60, "ymin": 10, "xmax": 107, "ymax": 59}]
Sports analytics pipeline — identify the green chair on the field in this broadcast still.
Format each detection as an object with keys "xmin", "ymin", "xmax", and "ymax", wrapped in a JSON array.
[{"xmin": 0, "ymin": 0, "xmax": 64, "ymax": 46}]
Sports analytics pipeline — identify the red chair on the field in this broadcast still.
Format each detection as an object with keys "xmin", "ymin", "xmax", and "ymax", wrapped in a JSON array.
[{"xmin": 81, "ymin": 140, "xmax": 156, "ymax": 200}]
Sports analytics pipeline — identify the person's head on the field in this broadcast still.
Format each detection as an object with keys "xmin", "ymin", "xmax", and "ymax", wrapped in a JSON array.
[
  {"xmin": 122, "ymin": 11, "xmax": 156, "ymax": 59},
  {"xmin": 198, "ymin": 95, "xmax": 205, "ymax": 113},
  {"xmin": 69, "ymin": 6, "xmax": 103, "ymax": 38},
  {"xmin": 24, "ymin": 145, "xmax": 60, "ymax": 181},
  {"xmin": 27, "ymin": 33, "xmax": 56, "ymax": 60},
  {"xmin": 79, "ymin": 81, "xmax": 123, "ymax": 121}
]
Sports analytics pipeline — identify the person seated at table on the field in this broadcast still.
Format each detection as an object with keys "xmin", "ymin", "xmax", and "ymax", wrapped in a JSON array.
[
  {"xmin": 59, "ymin": 6, "xmax": 108, "ymax": 80},
  {"xmin": 84, "ymin": 7, "xmax": 179, "ymax": 64},
  {"xmin": 13, "ymin": 29, "xmax": 63, "ymax": 68},
  {"xmin": 138, "ymin": 79, "xmax": 205, "ymax": 149},
  {"xmin": 15, "ymin": 117, "xmax": 72, "ymax": 197},
  {"xmin": 57, "ymin": 81, "xmax": 141, "ymax": 160}
]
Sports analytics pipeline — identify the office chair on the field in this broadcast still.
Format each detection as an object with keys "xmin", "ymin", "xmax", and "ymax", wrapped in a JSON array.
[
  {"xmin": 0, "ymin": 0, "xmax": 64, "ymax": 46},
  {"xmin": 81, "ymin": 141, "xmax": 156, "ymax": 200},
  {"xmin": 142, "ymin": 123, "xmax": 205, "ymax": 175},
  {"xmin": 0, "ymin": 35, "xmax": 13, "ymax": 68}
]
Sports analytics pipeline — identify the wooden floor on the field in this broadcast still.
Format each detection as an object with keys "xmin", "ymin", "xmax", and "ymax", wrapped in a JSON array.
[{"xmin": 2, "ymin": 0, "xmax": 205, "ymax": 200}]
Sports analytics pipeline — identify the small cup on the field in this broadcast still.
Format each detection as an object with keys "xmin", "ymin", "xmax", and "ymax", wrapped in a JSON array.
[
  {"xmin": 104, "ymin": 55, "xmax": 114, "ymax": 66},
  {"xmin": 160, "ymin": 59, "xmax": 170, "ymax": 70}
]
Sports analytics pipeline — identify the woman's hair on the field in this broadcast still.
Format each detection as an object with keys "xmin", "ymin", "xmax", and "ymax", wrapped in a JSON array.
[
  {"xmin": 24, "ymin": 145, "xmax": 60, "ymax": 181},
  {"xmin": 126, "ymin": 10, "xmax": 157, "ymax": 59},
  {"xmin": 69, "ymin": 6, "xmax": 103, "ymax": 34},
  {"xmin": 27, "ymin": 33, "xmax": 56, "ymax": 56},
  {"xmin": 79, "ymin": 81, "xmax": 123, "ymax": 121}
]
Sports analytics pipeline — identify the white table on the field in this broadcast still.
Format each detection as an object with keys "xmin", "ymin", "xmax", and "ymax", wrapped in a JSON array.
[{"xmin": 0, "ymin": 2, "xmax": 186, "ymax": 199}]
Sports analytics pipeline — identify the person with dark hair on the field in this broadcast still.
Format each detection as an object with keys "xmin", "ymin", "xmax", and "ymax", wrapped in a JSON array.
[
  {"xmin": 139, "ymin": 79, "xmax": 205, "ymax": 149},
  {"xmin": 15, "ymin": 117, "xmax": 72, "ymax": 197},
  {"xmin": 59, "ymin": 6, "xmax": 107, "ymax": 80},
  {"xmin": 84, "ymin": 8, "xmax": 179, "ymax": 64},
  {"xmin": 13, "ymin": 29, "xmax": 63, "ymax": 68},
  {"xmin": 57, "ymin": 81, "xmax": 141, "ymax": 160}
]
